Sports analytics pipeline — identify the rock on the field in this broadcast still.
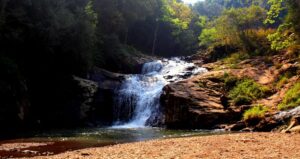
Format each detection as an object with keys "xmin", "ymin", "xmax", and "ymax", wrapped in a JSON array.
[
  {"xmin": 254, "ymin": 118, "xmax": 283, "ymax": 132},
  {"xmin": 288, "ymin": 126, "xmax": 300, "ymax": 133},
  {"xmin": 274, "ymin": 106, "xmax": 300, "ymax": 120},
  {"xmin": 253, "ymin": 106, "xmax": 300, "ymax": 132},
  {"xmin": 73, "ymin": 76, "xmax": 98, "ymax": 121},
  {"xmin": 88, "ymin": 67, "xmax": 127, "ymax": 125},
  {"xmin": 227, "ymin": 121, "xmax": 246, "ymax": 131},
  {"xmin": 161, "ymin": 72, "xmax": 242, "ymax": 129},
  {"xmin": 281, "ymin": 115, "xmax": 300, "ymax": 133},
  {"xmin": 81, "ymin": 153, "xmax": 90, "ymax": 156}
]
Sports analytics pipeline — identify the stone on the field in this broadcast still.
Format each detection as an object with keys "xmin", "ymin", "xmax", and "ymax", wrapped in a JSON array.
[
  {"xmin": 161, "ymin": 72, "xmax": 242, "ymax": 129},
  {"xmin": 88, "ymin": 67, "xmax": 127, "ymax": 125}
]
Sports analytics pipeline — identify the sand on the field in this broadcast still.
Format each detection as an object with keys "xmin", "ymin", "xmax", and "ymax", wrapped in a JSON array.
[{"xmin": 27, "ymin": 132, "xmax": 300, "ymax": 159}]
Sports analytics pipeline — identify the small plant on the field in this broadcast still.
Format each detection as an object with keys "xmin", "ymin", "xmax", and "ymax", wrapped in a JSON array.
[
  {"xmin": 243, "ymin": 104, "xmax": 269, "ymax": 121},
  {"xmin": 275, "ymin": 69, "xmax": 297, "ymax": 89},
  {"xmin": 229, "ymin": 79, "xmax": 271, "ymax": 106},
  {"xmin": 223, "ymin": 52, "xmax": 249, "ymax": 65},
  {"xmin": 278, "ymin": 82, "xmax": 300, "ymax": 110},
  {"xmin": 276, "ymin": 75, "xmax": 289, "ymax": 89},
  {"xmin": 222, "ymin": 73, "xmax": 238, "ymax": 91}
]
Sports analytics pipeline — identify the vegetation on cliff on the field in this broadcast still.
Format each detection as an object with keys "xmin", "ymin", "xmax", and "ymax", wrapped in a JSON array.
[{"xmin": 278, "ymin": 82, "xmax": 300, "ymax": 110}]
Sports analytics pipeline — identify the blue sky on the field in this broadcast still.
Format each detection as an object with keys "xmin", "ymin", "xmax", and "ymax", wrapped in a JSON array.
[{"xmin": 182, "ymin": 0, "xmax": 203, "ymax": 4}]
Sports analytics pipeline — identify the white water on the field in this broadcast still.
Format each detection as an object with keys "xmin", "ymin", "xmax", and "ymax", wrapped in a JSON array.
[{"xmin": 112, "ymin": 58, "xmax": 207, "ymax": 129}]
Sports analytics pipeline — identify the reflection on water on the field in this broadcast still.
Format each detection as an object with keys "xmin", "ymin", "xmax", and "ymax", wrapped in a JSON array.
[{"xmin": 0, "ymin": 127, "xmax": 225, "ymax": 158}]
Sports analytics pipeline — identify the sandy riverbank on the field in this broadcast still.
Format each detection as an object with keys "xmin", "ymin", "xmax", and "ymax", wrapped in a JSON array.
[{"xmin": 27, "ymin": 132, "xmax": 300, "ymax": 159}]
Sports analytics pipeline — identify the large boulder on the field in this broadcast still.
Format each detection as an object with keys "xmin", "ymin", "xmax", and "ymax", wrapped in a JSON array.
[
  {"xmin": 88, "ymin": 68, "xmax": 127, "ymax": 125},
  {"xmin": 161, "ymin": 71, "xmax": 242, "ymax": 129},
  {"xmin": 73, "ymin": 76, "xmax": 98, "ymax": 122}
]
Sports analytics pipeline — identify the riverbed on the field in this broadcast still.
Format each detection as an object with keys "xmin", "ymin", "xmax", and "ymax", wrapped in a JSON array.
[
  {"xmin": 0, "ymin": 127, "xmax": 224, "ymax": 158},
  {"xmin": 29, "ymin": 133, "xmax": 300, "ymax": 159}
]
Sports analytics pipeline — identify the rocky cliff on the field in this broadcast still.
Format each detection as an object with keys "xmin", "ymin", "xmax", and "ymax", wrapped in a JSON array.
[{"xmin": 161, "ymin": 71, "xmax": 242, "ymax": 129}]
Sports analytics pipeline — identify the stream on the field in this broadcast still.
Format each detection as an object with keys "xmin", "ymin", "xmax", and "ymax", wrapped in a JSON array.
[{"xmin": 0, "ymin": 128, "xmax": 226, "ymax": 158}]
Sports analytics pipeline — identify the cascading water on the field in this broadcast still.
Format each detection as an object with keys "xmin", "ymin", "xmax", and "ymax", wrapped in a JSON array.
[{"xmin": 113, "ymin": 58, "xmax": 207, "ymax": 128}]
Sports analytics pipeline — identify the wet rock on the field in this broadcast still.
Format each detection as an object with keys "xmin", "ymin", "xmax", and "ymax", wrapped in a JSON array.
[
  {"xmin": 73, "ymin": 76, "xmax": 98, "ymax": 121},
  {"xmin": 22, "ymin": 150, "xmax": 38, "ymax": 154},
  {"xmin": 227, "ymin": 121, "xmax": 247, "ymax": 131},
  {"xmin": 88, "ymin": 68, "xmax": 127, "ymax": 125}
]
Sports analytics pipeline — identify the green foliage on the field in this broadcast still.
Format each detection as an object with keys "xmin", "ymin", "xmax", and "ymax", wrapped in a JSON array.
[
  {"xmin": 267, "ymin": 23, "xmax": 297, "ymax": 50},
  {"xmin": 199, "ymin": 5, "xmax": 267, "ymax": 52},
  {"xmin": 243, "ymin": 104, "xmax": 269, "ymax": 121},
  {"xmin": 264, "ymin": 0, "xmax": 285, "ymax": 24},
  {"xmin": 265, "ymin": 0, "xmax": 300, "ymax": 51},
  {"xmin": 276, "ymin": 76, "xmax": 289, "ymax": 89},
  {"xmin": 161, "ymin": 0, "xmax": 192, "ymax": 30},
  {"xmin": 222, "ymin": 73, "xmax": 239, "ymax": 91},
  {"xmin": 278, "ymin": 82, "xmax": 300, "ymax": 110},
  {"xmin": 223, "ymin": 52, "xmax": 250, "ymax": 65},
  {"xmin": 275, "ymin": 70, "xmax": 296, "ymax": 89},
  {"xmin": 229, "ymin": 79, "xmax": 271, "ymax": 105},
  {"xmin": 199, "ymin": 27, "xmax": 217, "ymax": 47},
  {"xmin": 85, "ymin": 0, "xmax": 98, "ymax": 28}
]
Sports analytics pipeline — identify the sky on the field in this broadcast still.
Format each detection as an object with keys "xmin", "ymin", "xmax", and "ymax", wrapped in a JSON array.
[{"xmin": 182, "ymin": 0, "xmax": 203, "ymax": 4}]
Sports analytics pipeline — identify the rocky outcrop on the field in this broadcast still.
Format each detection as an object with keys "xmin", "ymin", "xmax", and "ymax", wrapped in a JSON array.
[
  {"xmin": 73, "ymin": 76, "xmax": 98, "ymax": 121},
  {"xmin": 242, "ymin": 106, "xmax": 300, "ymax": 132},
  {"xmin": 88, "ymin": 67, "xmax": 127, "ymax": 125},
  {"xmin": 161, "ymin": 71, "xmax": 242, "ymax": 129}
]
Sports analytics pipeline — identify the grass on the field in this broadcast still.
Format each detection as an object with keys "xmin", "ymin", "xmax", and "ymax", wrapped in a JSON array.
[
  {"xmin": 276, "ymin": 75, "xmax": 289, "ymax": 89},
  {"xmin": 275, "ymin": 68, "xmax": 297, "ymax": 89},
  {"xmin": 243, "ymin": 104, "xmax": 269, "ymax": 121},
  {"xmin": 222, "ymin": 52, "xmax": 249, "ymax": 66},
  {"xmin": 278, "ymin": 82, "xmax": 300, "ymax": 110},
  {"xmin": 229, "ymin": 79, "xmax": 271, "ymax": 106},
  {"xmin": 222, "ymin": 73, "xmax": 238, "ymax": 91}
]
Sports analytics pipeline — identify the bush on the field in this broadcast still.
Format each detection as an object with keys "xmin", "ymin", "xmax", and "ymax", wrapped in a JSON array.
[
  {"xmin": 229, "ymin": 79, "xmax": 271, "ymax": 106},
  {"xmin": 243, "ymin": 104, "xmax": 269, "ymax": 121},
  {"xmin": 278, "ymin": 82, "xmax": 300, "ymax": 110}
]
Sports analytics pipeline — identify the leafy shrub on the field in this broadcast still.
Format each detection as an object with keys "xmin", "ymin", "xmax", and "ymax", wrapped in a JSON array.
[
  {"xmin": 278, "ymin": 82, "xmax": 300, "ymax": 110},
  {"xmin": 229, "ymin": 79, "xmax": 271, "ymax": 106},
  {"xmin": 267, "ymin": 23, "xmax": 297, "ymax": 51},
  {"xmin": 243, "ymin": 104, "xmax": 269, "ymax": 121}
]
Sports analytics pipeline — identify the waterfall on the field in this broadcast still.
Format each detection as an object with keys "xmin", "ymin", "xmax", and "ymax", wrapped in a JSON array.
[{"xmin": 113, "ymin": 58, "xmax": 207, "ymax": 128}]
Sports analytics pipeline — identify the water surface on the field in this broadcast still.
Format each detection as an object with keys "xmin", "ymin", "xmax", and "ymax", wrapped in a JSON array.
[{"xmin": 0, "ymin": 127, "xmax": 224, "ymax": 158}]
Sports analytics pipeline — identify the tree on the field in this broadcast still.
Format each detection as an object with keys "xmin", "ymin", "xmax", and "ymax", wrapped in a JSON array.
[
  {"xmin": 265, "ymin": 0, "xmax": 300, "ymax": 50},
  {"xmin": 199, "ymin": 5, "xmax": 267, "ymax": 51}
]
